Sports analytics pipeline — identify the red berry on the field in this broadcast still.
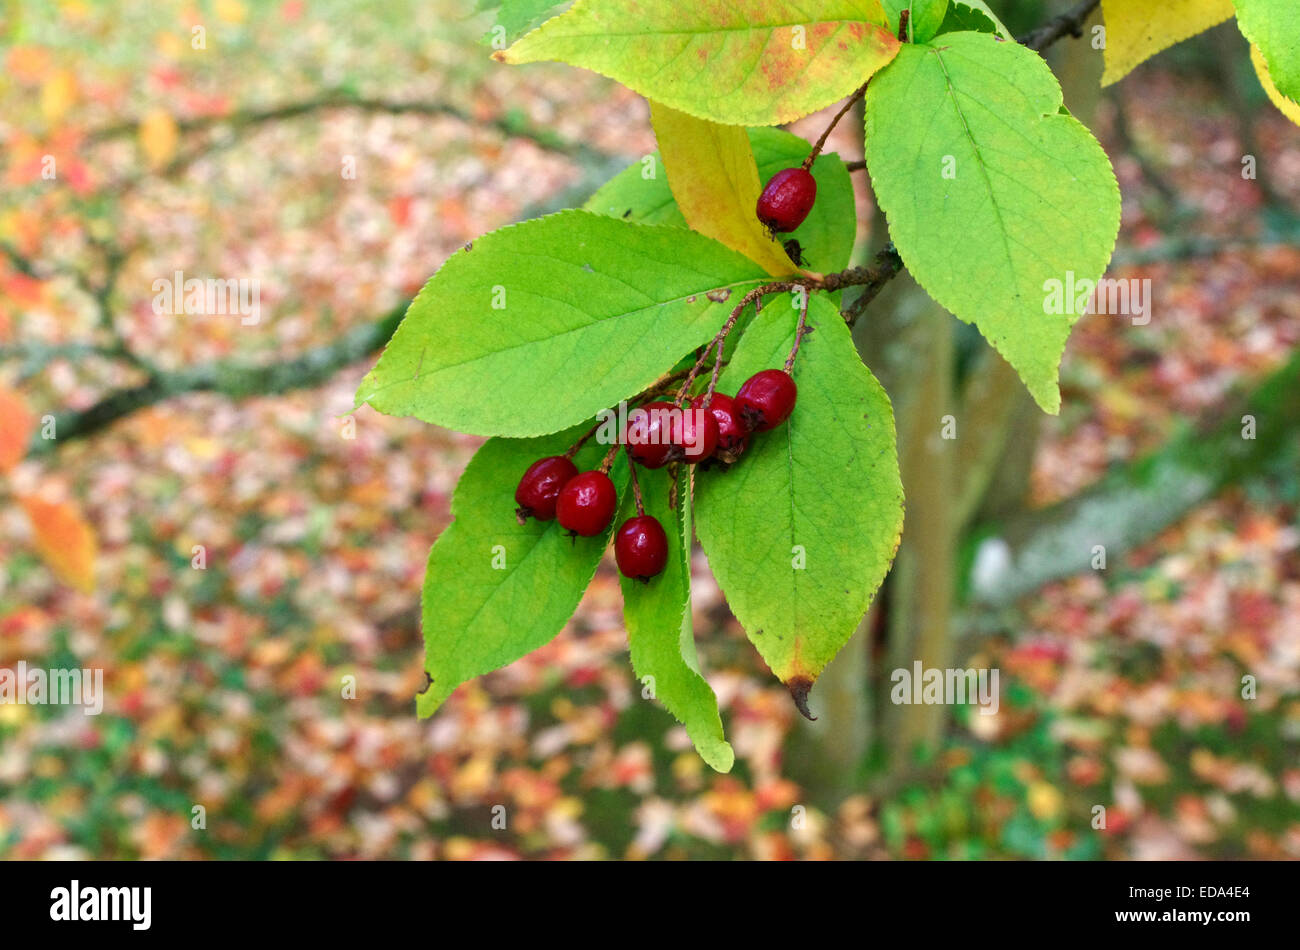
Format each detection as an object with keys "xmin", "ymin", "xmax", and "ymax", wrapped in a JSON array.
[
  {"xmin": 756, "ymin": 167, "xmax": 817, "ymax": 233},
  {"xmin": 693, "ymin": 393, "xmax": 749, "ymax": 460},
  {"xmin": 514, "ymin": 455, "xmax": 579, "ymax": 523},
  {"xmin": 735, "ymin": 369, "xmax": 797, "ymax": 432},
  {"xmin": 555, "ymin": 470, "xmax": 617, "ymax": 536},
  {"xmin": 624, "ymin": 400, "xmax": 676, "ymax": 469},
  {"xmin": 668, "ymin": 402, "xmax": 719, "ymax": 464},
  {"xmin": 614, "ymin": 515, "xmax": 669, "ymax": 581}
]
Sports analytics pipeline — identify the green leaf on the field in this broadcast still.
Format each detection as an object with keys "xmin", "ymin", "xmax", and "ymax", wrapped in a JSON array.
[
  {"xmin": 695, "ymin": 294, "xmax": 903, "ymax": 712},
  {"xmin": 863, "ymin": 32, "xmax": 1120, "ymax": 414},
  {"xmin": 477, "ymin": 0, "xmax": 571, "ymax": 46},
  {"xmin": 499, "ymin": 0, "xmax": 901, "ymax": 126},
  {"xmin": 584, "ymin": 128, "xmax": 857, "ymax": 273},
  {"xmin": 356, "ymin": 211, "xmax": 769, "ymax": 437},
  {"xmin": 882, "ymin": 0, "xmax": 950, "ymax": 43},
  {"xmin": 935, "ymin": 0, "xmax": 1001, "ymax": 36},
  {"xmin": 954, "ymin": 0, "xmax": 1011, "ymax": 38},
  {"xmin": 620, "ymin": 466, "xmax": 734, "ymax": 772},
  {"xmin": 1234, "ymin": 0, "xmax": 1300, "ymax": 103},
  {"xmin": 417, "ymin": 427, "xmax": 626, "ymax": 717}
]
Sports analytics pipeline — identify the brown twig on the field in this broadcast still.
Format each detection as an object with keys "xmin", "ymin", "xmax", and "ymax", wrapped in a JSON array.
[
  {"xmin": 1018, "ymin": 0, "xmax": 1101, "ymax": 53},
  {"xmin": 835, "ymin": 244, "xmax": 905, "ymax": 326},
  {"xmin": 803, "ymin": 81, "xmax": 870, "ymax": 170},
  {"xmin": 674, "ymin": 282, "xmax": 802, "ymax": 404},
  {"xmin": 625, "ymin": 448, "xmax": 646, "ymax": 516},
  {"xmin": 784, "ymin": 290, "xmax": 812, "ymax": 372}
]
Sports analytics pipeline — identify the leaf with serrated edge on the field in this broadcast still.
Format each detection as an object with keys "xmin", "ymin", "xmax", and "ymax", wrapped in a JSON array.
[
  {"xmin": 882, "ymin": 0, "xmax": 950, "ymax": 43},
  {"xmin": 695, "ymin": 295, "xmax": 903, "ymax": 713},
  {"xmin": 356, "ymin": 211, "xmax": 769, "ymax": 437},
  {"xmin": 864, "ymin": 32, "xmax": 1120, "ymax": 414},
  {"xmin": 935, "ymin": 0, "xmax": 1002, "ymax": 36},
  {"xmin": 649, "ymin": 100, "xmax": 800, "ymax": 278},
  {"xmin": 585, "ymin": 129, "xmax": 857, "ymax": 274},
  {"xmin": 499, "ymin": 0, "xmax": 900, "ymax": 126},
  {"xmin": 417, "ymin": 427, "xmax": 627, "ymax": 717},
  {"xmin": 1235, "ymin": 0, "xmax": 1300, "ymax": 104},
  {"xmin": 1099, "ymin": 0, "xmax": 1235, "ymax": 87},
  {"xmin": 620, "ymin": 465, "xmax": 734, "ymax": 772},
  {"xmin": 1252, "ymin": 43, "xmax": 1300, "ymax": 126}
]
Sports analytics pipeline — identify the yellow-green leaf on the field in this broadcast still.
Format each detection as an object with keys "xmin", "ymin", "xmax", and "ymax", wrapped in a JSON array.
[
  {"xmin": 1251, "ymin": 43, "xmax": 1300, "ymax": 126},
  {"xmin": 649, "ymin": 100, "xmax": 800, "ymax": 278},
  {"xmin": 499, "ymin": 0, "xmax": 900, "ymax": 126},
  {"xmin": 1099, "ymin": 0, "xmax": 1235, "ymax": 87},
  {"xmin": 1235, "ymin": 0, "xmax": 1300, "ymax": 104}
]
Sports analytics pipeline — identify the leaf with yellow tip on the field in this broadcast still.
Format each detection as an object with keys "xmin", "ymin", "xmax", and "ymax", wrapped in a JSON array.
[
  {"xmin": 1099, "ymin": 0, "xmax": 1235, "ymax": 87},
  {"xmin": 649, "ymin": 101, "xmax": 800, "ymax": 278}
]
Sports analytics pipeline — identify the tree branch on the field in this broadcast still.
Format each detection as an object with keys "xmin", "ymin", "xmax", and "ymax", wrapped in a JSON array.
[
  {"xmin": 27, "ymin": 304, "xmax": 407, "ymax": 456},
  {"xmin": 964, "ymin": 349, "xmax": 1300, "ymax": 607},
  {"xmin": 86, "ymin": 93, "xmax": 608, "ymax": 165},
  {"xmin": 830, "ymin": 244, "xmax": 905, "ymax": 325},
  {"xmin": 1018, "ymin": 0, "xmax": 1102, "ymax": 53}
]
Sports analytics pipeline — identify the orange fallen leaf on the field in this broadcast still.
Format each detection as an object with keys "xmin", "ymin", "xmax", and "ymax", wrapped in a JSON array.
[
  {"xmin": 18, "ymin": 494, "xmax": 97, "ymax": 593},
  {"xmin": 0, "ymin": 387, "xmax": 36, "ymax": 472}
]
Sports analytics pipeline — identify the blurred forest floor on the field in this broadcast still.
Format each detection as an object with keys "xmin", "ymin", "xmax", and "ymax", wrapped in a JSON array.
[{"xmin": 0, "ymin": 1, "xmax": 1297, "ymax": 859}]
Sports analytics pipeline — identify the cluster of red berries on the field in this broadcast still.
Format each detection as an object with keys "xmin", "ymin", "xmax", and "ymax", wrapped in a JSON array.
[{"xmin": 514, "ymin": 368, "xmax": 798, "ymax": 582}]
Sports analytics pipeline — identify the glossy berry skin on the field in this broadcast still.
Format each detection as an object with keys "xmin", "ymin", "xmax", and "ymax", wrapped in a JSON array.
[
  {"xmin": 756, "ymin": 167, "xmax": 817, "ymax": 233},
  {"xmin": 693, "ymin": 393, "xmax": 749, "ymax": 459},
  {"xmin": 735, "ymin": 369, "xmax": 797, "ymax": 432},
  {"xmin": 669, "ymin": 402, "xmax": 719, "ymax": 464},
  {"xmin": 624, "ymin": 400, "xmax": 676, "ymax": 469},
  {"xmin": 514, "ymin": 455, "xmax": 579, "ymax": 522},
  {"xmin": 555, "ymin": 470, "xmax": 617, "ymax": 537},
  {"xmin": 614, "ymin": 515, "xmax": 669, "ymax": 582}
]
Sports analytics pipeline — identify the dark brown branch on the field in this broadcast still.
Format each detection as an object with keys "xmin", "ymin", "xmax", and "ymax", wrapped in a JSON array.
[
  {"xmin": 27, "ymin": 304, "xmax": 407, "ymax": 456},
  {"xmin": 965, "ymin": 350, "xmax": 1300, "ymax": 607},
  {"xmin": 826, "ymin": 244, "xmax": 905, "ymax": 325},
  {"xmin": 86, "ymin": 93, "xmax": 606, "ymax": 163},
  {"xmin": 1018, "ymin": 0, "xmax": 1102, "ymax": 53}
]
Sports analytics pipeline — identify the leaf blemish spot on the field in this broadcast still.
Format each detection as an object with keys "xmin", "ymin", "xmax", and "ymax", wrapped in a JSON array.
[{"xmin": 706, "ymin": 288, "xmax": 731, "ymax": 304}]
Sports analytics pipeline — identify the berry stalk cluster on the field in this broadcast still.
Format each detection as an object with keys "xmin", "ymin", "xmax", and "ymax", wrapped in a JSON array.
[{"xmin": 512, "ymin": 131, "xmax": 847, "ymax": 584}]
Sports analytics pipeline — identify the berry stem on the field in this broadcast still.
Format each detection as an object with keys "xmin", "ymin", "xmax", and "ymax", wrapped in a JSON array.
[
  {"xmin": 802, "ymin": 80, "xmax": 869, "ymax": 171},
  {"xmin": 675, "ymin": 281, "xmax": 807, "ymax": 406},
  {"xmin": 784, "ymin": 291, "xmax": 811, "ymax": 373},
  {"xmin": 597, "ymin": 443, "xmax": 620, "ymax": 475},
  {"xmin": 625, "ymin": 447, "xmax": 646, "ymax": 517},
  {"xmin": 563, "ymin": 421, "xmax": 600, "ymax": 460}
]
